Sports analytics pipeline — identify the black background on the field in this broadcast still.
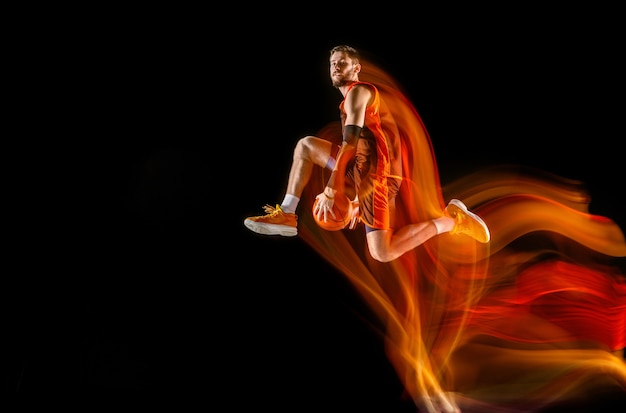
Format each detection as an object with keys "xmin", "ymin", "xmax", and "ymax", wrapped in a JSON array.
[{"xmin": 10, "ymin": 7, "xmax": 625, "ymax": 411}]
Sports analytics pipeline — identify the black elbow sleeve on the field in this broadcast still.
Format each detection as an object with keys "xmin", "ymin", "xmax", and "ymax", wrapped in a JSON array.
[{"xmin": 343, "ymin": 124, "xmax": 362, "ymax": 145}]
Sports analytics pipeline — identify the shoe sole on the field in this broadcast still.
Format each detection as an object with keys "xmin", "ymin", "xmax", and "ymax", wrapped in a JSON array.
[
  {"xmin": 243, "ymin": 219, "xmax": 298, "ymax": 237},
  {"xmin": 447, "ymin": 199, "xmax": 490, "ymax": 243}
]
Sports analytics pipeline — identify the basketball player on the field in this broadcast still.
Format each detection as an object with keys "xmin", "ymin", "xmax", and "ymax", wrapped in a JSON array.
[{"xmin": 243, "ymin": 45, "xmax": 489, "ymax": 263}]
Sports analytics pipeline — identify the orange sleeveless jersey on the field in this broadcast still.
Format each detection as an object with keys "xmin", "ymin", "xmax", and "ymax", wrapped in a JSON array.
[{"xmin": 339, "ymin": 81, "xmax": 402, "ymax": 230}]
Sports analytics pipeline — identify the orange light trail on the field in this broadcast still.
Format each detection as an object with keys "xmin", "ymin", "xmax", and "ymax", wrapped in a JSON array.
[{"xmin": 297, "ymin": 56, "xmax": 626, "ymax": 411}]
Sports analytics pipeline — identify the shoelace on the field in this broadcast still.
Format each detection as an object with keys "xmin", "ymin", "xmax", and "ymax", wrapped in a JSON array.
[
  {"xmin": 262, "ymin": 204, "xmax": 283, "ymax": 216},
  {"xmin": 447, "ymin": 209, "xmax": 464, "ymax": 234}
]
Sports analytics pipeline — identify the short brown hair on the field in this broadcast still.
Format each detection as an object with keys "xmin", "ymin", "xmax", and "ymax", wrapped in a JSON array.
[{"xmin": 329, "ymin": 45, "xmax": 360, "ymax": 64}]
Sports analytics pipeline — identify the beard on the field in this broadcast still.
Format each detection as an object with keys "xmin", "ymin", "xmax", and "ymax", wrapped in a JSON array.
[
  {"xmin": 332, "ymin": 76, "xmax": 355, "ymax": 88},
  {"xmin": 330, "ymin": 70, "xmax": 358, "ymax": 88}
]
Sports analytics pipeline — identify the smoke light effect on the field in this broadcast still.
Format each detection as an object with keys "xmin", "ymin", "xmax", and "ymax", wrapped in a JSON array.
[{"xmin": 297, "ymin": 56, "xmax": 626, "ymax": 411}]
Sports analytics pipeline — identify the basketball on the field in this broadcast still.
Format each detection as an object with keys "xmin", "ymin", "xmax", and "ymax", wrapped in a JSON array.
[{"xmin": 312, "ymin": 192, "xmax": 353, "ymax": 231}]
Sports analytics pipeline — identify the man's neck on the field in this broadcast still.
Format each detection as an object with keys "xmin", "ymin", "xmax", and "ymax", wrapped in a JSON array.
[{"xmin": 337, "ymin": 80, "xmax": 358, "ymax": 96}]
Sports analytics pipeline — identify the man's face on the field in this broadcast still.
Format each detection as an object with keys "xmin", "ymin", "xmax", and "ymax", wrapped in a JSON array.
[{"xmin": 329, "ymin": 51, "xmax": 359, "ymax": 87}]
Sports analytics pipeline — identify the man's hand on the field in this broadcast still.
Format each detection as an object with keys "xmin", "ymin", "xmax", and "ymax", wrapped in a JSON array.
[{"xmin": 314, "ymin": 187, "xmax": 337, "ymax": 223}]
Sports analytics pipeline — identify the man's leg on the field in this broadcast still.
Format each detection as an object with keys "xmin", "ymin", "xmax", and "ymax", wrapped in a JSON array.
[{"xmin": 244, "ymin": 136, "xmax": 334, "ymax": 236}]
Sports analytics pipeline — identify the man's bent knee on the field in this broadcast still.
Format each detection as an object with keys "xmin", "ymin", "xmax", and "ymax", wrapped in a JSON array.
[{"xmin": 366, "ymin": 230, "xmax": 395, "ymax": 263}]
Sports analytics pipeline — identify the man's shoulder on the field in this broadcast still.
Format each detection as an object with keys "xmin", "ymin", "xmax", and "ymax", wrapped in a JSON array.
[
  {"xmin": 354, "ymin": 81, "xmax": 377, "ymax": 89},
  {"xmin": 351, "ymin": 81, "xmax": 378, "ymax": 96}
]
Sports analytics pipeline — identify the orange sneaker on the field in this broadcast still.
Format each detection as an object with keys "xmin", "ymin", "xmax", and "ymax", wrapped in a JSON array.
[
  {"xmin": 445, "ymin": 199, "xmax": 490, "ymax": 243},
  {"xmin": 244, "ymin": 204, "xmax": 298, "ymax": 237}
]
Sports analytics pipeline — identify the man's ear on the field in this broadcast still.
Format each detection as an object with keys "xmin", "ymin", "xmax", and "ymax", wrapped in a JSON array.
[{"xmin": 354, "ymin": 63, "xmax": 361, "ymax": 74}]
